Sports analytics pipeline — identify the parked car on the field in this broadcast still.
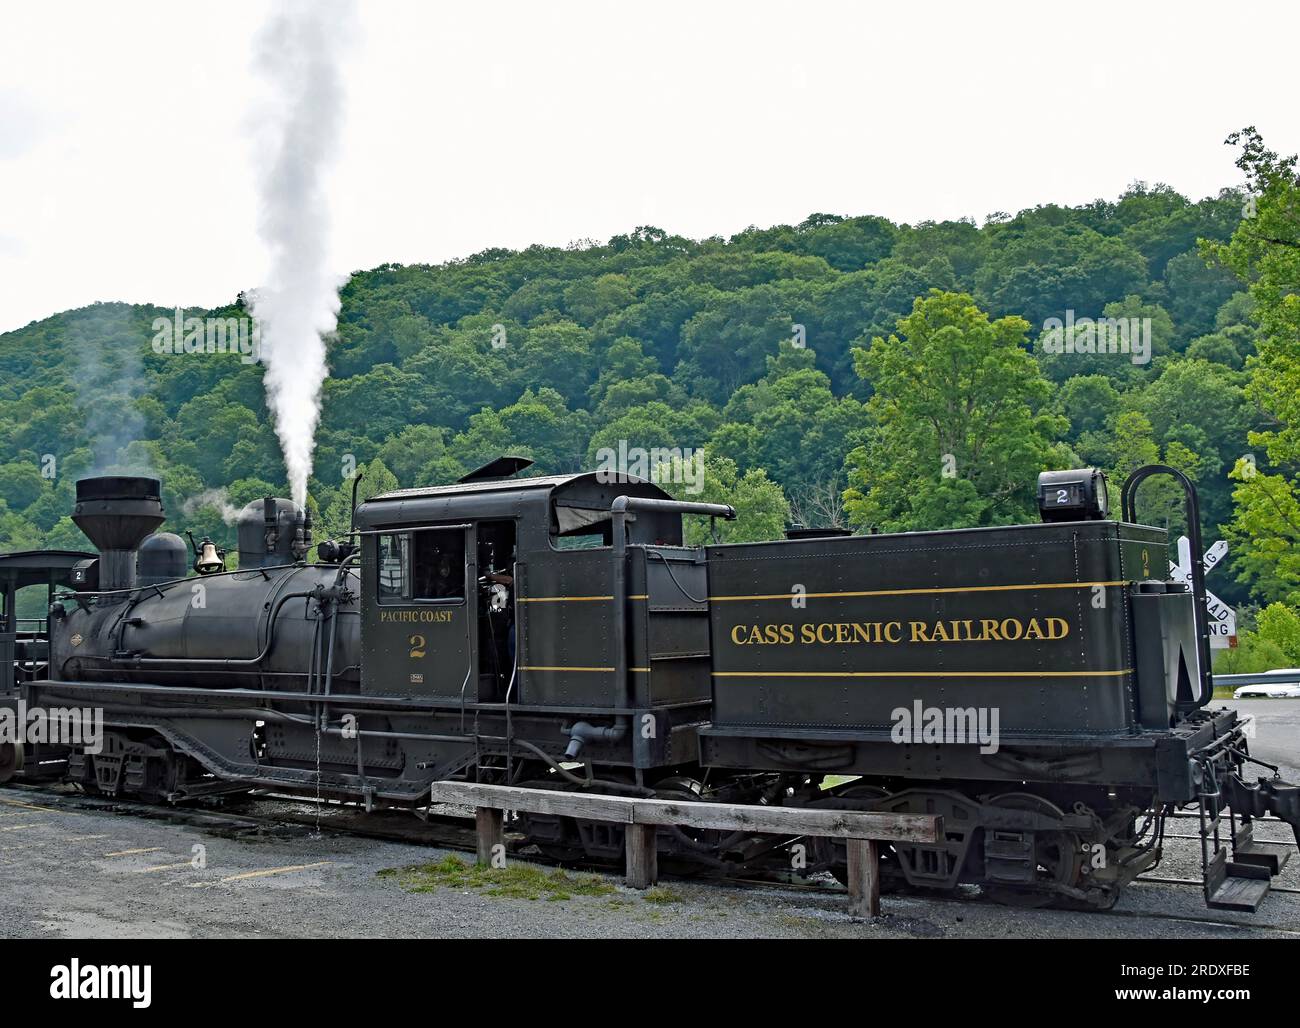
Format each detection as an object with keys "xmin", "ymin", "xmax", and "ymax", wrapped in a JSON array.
[{"xmin": 1234, "ymin": 670, "xmax": 1300, "ymax": 699}]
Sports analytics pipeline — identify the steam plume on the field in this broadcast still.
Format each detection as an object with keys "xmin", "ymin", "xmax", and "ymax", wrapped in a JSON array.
[
  {"xmin": 249, "ymin": 0, "xmax": 356, "ymax": 506},
  {"xmin": 181, "ymin": 488, "xmax": 243, "ymax": 525}
]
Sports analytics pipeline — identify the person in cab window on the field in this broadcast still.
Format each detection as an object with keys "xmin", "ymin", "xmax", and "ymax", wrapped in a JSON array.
[{"xmin": 431, "ymin": 549, "xmax": 460, "ymax": 599}]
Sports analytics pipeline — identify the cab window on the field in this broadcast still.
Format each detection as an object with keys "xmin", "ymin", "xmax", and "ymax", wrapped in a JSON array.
[
  {"xmin": 377, "ymin": 534, "xmax": 409, "ymax": 602},
  {"xmin": 376, "ymin": 529, "xmax": 465, "ymax": 604}
]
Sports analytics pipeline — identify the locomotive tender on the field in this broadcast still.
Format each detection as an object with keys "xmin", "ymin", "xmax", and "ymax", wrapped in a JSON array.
[{"xmin": 2, "ymin": 459, "xmax": 1298, "ymax": 912}]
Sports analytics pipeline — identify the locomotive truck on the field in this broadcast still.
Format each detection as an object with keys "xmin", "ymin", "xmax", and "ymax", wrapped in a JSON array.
[{"xmin": 2, "ymin": 459, "xmax": 1297, "ymax": 911}]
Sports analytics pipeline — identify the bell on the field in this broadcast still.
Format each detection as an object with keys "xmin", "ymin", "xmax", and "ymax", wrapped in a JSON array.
[{"xmin": 196, "ymin": 538, "xmax": 224, "ymax": 574}]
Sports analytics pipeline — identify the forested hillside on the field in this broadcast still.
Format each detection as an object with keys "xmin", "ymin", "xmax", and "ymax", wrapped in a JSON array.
[{"xmin": 2, "ymin": 131, "xmax": 1297, "ymax": 669}]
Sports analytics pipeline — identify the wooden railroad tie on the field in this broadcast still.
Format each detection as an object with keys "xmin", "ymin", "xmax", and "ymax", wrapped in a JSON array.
[{"xmin": 426, "ymin": 781, "xmax": 942, "ymax": 918}]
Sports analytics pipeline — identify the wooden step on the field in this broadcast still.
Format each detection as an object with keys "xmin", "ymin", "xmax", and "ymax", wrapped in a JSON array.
[
  {"xmin": 1206, "ymin": 848, "xmax": 1272, "ymax": 912},
  {"xmin": 1233, "ymin": 825, "xmax": 1292, "ymax": 876},
  {"xmin": 1207, "ymin": 873, "xmax": 1271, "ymax": 912}
]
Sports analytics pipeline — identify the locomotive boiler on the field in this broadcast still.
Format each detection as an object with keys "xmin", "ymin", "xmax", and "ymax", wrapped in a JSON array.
[
  {"xmin": 55, "ymin": 477, "xmax": 360, "ymax": 692},
  {"xmin": 2, "ymin": 459, "xmax": 1298, "ymax": 913}
]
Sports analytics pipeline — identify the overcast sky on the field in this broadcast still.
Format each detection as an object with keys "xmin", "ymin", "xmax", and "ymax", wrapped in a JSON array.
[{"xmin": 1, "ymin": 0, "xmax": 1295, "ymax": 333}]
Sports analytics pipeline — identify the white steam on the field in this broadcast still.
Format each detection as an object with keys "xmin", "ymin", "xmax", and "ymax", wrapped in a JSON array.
[
  {"xmin": 181, "ymin": 488, "xmax": 243, "ymax": 525},
  {"xmin": 249, "ymin": 0, "xmax": 356, "ymax": 507}
]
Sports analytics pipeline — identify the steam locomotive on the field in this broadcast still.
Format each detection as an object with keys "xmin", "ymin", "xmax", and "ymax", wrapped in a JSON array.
[{"xmin": 2, "ymin": 458, "xmax": 1297, "ymax": 912}]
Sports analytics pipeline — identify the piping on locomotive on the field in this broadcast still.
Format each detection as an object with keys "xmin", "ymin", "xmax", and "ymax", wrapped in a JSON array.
[{"xmin": 2, "ymin": 459, "xmax": 1297, "ymax": 912}]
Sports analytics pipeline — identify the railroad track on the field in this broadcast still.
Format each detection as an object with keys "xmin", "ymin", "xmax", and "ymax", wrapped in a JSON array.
[{"xmin": 4, "ymin": 780, "xmax": 1297, "ymax": 935}]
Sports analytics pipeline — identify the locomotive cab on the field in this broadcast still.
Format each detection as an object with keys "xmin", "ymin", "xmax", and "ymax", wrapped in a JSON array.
[{"xmin": 355, "ymin": 467, "xmax": 688, "ymax": 707}]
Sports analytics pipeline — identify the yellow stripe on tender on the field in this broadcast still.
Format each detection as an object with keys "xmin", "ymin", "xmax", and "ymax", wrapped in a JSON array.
[
  {"xmin": 708, "ymin": 580, "xmax": 1128, "ymax": 601},
  {"xmin": 713, "ymin": 669, "xmax": 1133, "ymax": 679}
]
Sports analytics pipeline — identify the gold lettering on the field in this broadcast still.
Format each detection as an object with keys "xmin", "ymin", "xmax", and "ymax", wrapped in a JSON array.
[{"xmin": 726, "ymin": 613, "xmax": 1070, "ymax": 648}]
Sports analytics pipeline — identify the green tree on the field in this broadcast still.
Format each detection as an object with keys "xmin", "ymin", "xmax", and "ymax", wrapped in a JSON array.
[
  {"xmin": 1256, "ymin": 602, "xmax": 1300, "ymax": 663},
  {"xmin": 844, "ymin": 291, "xmax": 1067, "ymax": 531},
  {"xmin": 1225, "ymin": 459, "xmax": 1300, "ymax": 606},
  {"xmin": 665, "ymin": 455, "xmax": 790, "ymax": 546},
  {"xmin": 0, "ymin": 462, "xmax": 48, "ymax": 511},
  {"xmin": 1202, "ymin": 129, "xmax": 1300, "ymax": 605}
]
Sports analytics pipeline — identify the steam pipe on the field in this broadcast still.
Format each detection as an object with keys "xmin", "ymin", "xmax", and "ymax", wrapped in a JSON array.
[
  {"xmin": 349, "ymin": 471, "xmax": 364, "ymax": 535},
  {"xmin": 318, "ymin": 590, "xmax": 340, "ymax": 728},
  {"xmin": 561, "ymin": 719, "xmax": 628, "ymax": 759}
]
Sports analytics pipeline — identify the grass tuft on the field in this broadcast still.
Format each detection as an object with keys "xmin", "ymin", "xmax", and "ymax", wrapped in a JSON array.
[{"xmin": 378, "ymin": 854, "xmax": 617, "ymax": 901}]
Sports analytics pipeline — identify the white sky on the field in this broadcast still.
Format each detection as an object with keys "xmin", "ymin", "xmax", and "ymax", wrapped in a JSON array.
[{"xmin": 1, "ymin": 0, "xmax": 1296, "ymax": 333}]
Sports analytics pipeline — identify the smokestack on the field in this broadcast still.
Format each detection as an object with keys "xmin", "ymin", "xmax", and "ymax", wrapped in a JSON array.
[{"xmin": 73, "ymin": 477, "xmax": 165, "ymax": 595}]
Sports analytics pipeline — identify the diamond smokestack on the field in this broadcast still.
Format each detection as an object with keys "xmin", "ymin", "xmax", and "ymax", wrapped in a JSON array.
[{"xmin": 73, "ymin": 476, "xmax": 165, "ymax": 593}]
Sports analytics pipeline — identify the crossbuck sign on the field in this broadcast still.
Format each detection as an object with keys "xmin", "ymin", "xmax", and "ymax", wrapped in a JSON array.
[{"xmin": 1168, "ymin": 537, "xmax": 1237, "ymax": 649}]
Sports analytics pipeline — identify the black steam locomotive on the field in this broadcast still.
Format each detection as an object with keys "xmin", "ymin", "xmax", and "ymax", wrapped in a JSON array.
[{"xmin": 2, "ymin": 459, "xmax": 1297, "ymax": 911}]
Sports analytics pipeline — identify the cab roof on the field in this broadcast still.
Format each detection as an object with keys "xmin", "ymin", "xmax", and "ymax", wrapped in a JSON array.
[
  {"xmin": 0, "ymin": 550, "xmax": 95, "ymax": 589},
  {"xmin": 368, "ymin": 473, "xmax": 580, "ymax": 503},
  {"xmin": 355, "ymin": 471, "xmax": 674, "ymax": 533}
]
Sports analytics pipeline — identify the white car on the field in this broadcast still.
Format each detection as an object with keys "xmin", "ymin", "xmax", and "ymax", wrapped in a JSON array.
[{"xmin": 1234, "ymin": 670, "xmax": 1300, "ymax": 699}]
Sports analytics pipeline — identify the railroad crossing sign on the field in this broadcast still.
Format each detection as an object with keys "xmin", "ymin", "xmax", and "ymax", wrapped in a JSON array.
[{"xmin": 1169, "ymin": 537, "xmax": 1236, "ymax": 649}]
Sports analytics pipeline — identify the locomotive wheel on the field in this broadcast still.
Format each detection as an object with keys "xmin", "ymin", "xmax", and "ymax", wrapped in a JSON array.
[
  {"xmin": 0, "ymin": 740, "xmax": 24, "ymax": 784},
  {"xmin": 651, "ymin": 775, "xmax": 730, "ymax": 875},
  {"xmin": 867, "ymin": 788, "xmax": 982, "ymax": 895},
  {"xmin": 982, "ymin": 792, "xmax": 1083, "ymax": 909},
  {"xmin": 810, "ymin": 783, "xmax": 893, "ymax": 882}
]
